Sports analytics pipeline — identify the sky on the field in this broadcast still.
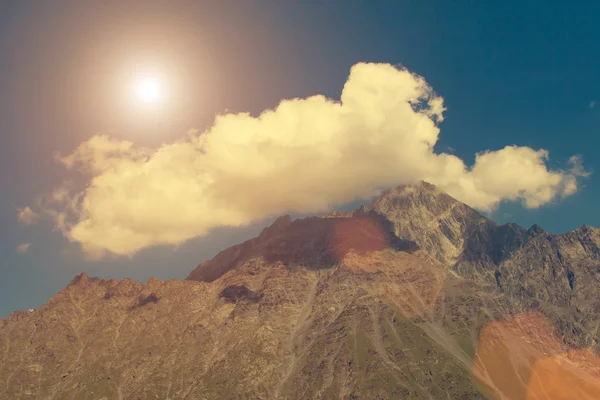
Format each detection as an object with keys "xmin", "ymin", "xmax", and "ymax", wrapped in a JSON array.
[{"xmin": 1, "ymin": 0, "xmax": 599, "ymax": 317}]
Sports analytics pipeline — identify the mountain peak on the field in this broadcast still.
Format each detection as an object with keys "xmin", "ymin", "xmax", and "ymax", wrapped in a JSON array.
[
  {"xmin": 259, "ymin": 215, "xmax": 293, "ymax": 239},
  {"xmin": 528, "ymin": 224, "xmax": 546, "ymax": 237},
  {"xmin": 370, "ymin": 181, "xmax": 469, "ymax": 217},
  {"xmin": 377, "ymin": 181, "xmax": 442, "ymax": 200},
  {"xmin": 68, "ymin": 272, "xmax": 91, "ymax": 287},
  {"xmin": 576, "ymin": 223, "xmax": 598, "ymax": 234},
  {"xmin": 365, "ymin": 181, "xmax": 502, "ymax": 271}
]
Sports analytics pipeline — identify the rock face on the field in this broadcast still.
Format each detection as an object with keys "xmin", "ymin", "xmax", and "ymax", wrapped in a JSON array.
[
  {"xmin": 1, "ymin": 182, "xmax": 599, "ymax": 399},
  {"xmin": 366, "ymin": 182, "xmax": 529, "ymax": 280}
]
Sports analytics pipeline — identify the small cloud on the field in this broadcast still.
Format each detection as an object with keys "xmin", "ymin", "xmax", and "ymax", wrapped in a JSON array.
[
  {"xmin": 590, "ymin": 100, "xmax": 597, "ymax": 109},
  {"xmin": 17, "ymin": 206, "xmax": 39, "ymax": 226},
  {"xmin": 16, "ymin": 243, "xmax": 31, "ymax": 254},
  {"xmin": 568, "ymin": 155, "xmax": 591, "ymax": 177}
]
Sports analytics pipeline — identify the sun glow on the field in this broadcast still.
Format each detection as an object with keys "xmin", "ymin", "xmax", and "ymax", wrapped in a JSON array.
[{"xmin": 133, "ymin": 75, "xmax": 162, "ymax": 104}]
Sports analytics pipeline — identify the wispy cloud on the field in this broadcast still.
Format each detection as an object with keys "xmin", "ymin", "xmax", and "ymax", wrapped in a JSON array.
[
  {"xmin": 590, "ymin": 100, "xmax": 597, "ymax": 109},
  {"xmin": 17, "ymin": 206, "xmax": 39, "ymax": 226},
  {"xmin": 568, "ymin": 155, "xmax": 591, "ymax": 177},
  {"xmin": 16, "ymin": 243, "xmax": 31, "ymax": 254},
  {"xmin": 24, "ymin": 62, "xmax": 589, "ymax": 258}
]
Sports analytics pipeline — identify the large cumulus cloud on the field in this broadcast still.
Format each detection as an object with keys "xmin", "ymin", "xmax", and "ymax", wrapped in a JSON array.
[{"xmin": 26, "ymin": 63, "xmax": 587, "ymax": 257}]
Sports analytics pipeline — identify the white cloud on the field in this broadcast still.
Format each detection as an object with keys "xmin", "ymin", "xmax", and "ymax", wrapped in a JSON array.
[
  {"xmin": 17, "ymin": 206, "xmax": 39, "ymax": 226},
  {"xmin": 16, "ymin": 243, "xmax": 31, "ymax": 254},
  {"xmin": 25, "ymin": 62, "xmax": 588, "ymax": 258}
]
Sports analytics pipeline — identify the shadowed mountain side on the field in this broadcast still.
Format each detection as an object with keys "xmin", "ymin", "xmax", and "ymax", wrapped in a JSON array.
[{"xmin": 187, "ymin": 212, "xmax": 419, "ymax": 282}]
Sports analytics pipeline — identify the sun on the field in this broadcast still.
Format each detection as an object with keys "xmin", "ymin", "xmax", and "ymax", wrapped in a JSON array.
[{"xmin": 134, "ymin": 76, "xmax": 162, "ymax": 104}]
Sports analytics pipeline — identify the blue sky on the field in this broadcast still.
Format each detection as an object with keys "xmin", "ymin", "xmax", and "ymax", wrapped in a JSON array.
[{"xmin": 1, "ymin": 0, "xmax": 599, "ymax": 317}]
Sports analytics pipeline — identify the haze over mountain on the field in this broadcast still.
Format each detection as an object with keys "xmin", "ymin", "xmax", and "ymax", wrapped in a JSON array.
[{"xmin": 2, "ymin": 182, "xmax": 598, "ymax": 399}]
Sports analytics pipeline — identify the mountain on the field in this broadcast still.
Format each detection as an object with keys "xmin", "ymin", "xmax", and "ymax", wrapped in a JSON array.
[
  {"xmin": 1, "ymin": 182, "xmax": 599, "ymax": 399},
  {"xmin": 366, "ymin": 182, "xmax": 529, "ymax": 280}
]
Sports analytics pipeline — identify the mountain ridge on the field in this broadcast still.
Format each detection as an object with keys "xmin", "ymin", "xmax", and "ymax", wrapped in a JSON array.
[
  {"xmin": 1, "ymin": 181, "xmax": 599, "ymax": 399},
  {"xmin": 188, "ymin": 180, "xmax": 595, "ymax": 286}
]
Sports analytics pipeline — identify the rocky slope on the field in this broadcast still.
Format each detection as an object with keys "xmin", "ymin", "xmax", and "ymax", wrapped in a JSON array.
[
  {"xmin": 366, "ymin": 182, "xmax": 529, "ymax": 280},
  {"xmin": 1, "ymin": 182, "xmax": 599, "ymax": 399}
]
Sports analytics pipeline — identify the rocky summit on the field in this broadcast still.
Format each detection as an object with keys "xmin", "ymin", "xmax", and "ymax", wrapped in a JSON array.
[{"xmin": 1, "ymin": 182, "xmax": 599, "ymax": 399}]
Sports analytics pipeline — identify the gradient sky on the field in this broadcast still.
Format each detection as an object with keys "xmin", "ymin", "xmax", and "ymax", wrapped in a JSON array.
[{"xmin": 1, "ymin": 0, "xmax": 599, "ymax": 317}]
